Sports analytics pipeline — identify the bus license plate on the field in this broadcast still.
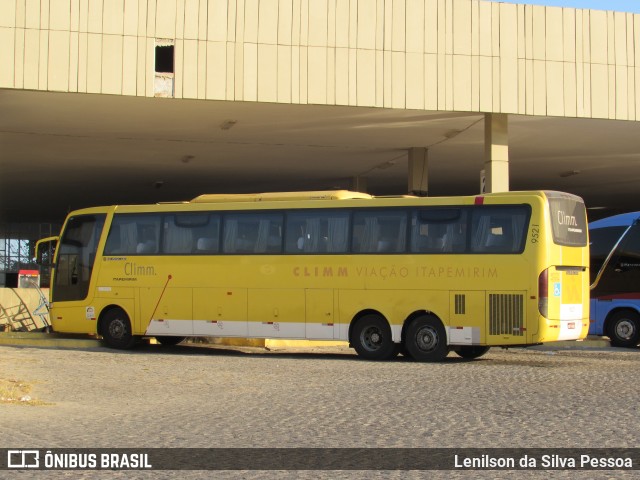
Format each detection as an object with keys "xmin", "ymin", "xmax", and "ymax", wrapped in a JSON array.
[{"xmin": 568, "ymin": 322, "xmax": 575, "ymax": 329}]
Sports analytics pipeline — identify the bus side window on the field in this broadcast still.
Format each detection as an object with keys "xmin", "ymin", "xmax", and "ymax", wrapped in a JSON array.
[
  {"xmin": 137, "ymin": 222, "xmax": 160, "ymax": 254},
  {"xmin": 104, "ymin": 214, "xmax": 161, "ymax": 255},
  {"xmin": 105, "ymin": 219, "xmax": 136, "ymax": 254},
  {"xmin": 163, "ymin": 213, "xmax": 220, "ymax": 254},
  {"xmin": 285, "ymin": 217, "xmax": 306, "ymax": 252},
  {"xmin": 352, "ymin": 210, "xmax": 407, "ymax": 253},
  {"xmin": 284, "ymin": 211, "xmax": 349, "ymax": 254},
  {"xmin": 470, "ymin": 207, "xmax": 529, "ymax": 254},
  {"xmin": 163, "ymin": 218, "xmax": 193, "ymax": 254},
  {"xmin": 223, "ymin": 213, "xmax": 283, "ymax": 254},
  {"xmin": 478, "ymin": 218, "xmax": 514, "ymax": 252},
  {"xmin": 411, "ymin": 208, "xmax": 465, "ymax": 253}
]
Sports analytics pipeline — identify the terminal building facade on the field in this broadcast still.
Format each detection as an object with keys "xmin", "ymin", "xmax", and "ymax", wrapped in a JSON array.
[{"xmin": 2, "ymin": 0, "xmax": 637, "ymax": 117}]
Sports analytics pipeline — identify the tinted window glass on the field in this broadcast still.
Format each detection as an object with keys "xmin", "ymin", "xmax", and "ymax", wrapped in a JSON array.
[
  {"xmin": 411, "ymin": 208, "xmax": 467, "ymax": 253},
  {"xmin": 352, "ymin": 210, "xmax": 407, "ymax": 253},
  {"xmin": 163, "ymin": 213, "xmax": 220, "ymax": 254},
  {"xmin": 223, "ymin": 213, "xmax": 283, "ymax": 254},
  {"xmin": 614, "ymin": 225, "xmax": 640, "ymax": 262},
  {"xmin": 592, "ymin": 224, "xmax": 640, "ymax": 295},
  {"xmin": 53, "ymin": 214, "xmax": 105, "ymax": 302},
  {"xmin": 470, "ymin": 206, "xmax": 530, "ymax": 254},
  {"xmin": 285, "ymin": 211, "xmax": 350, "ymax": 253},
  {"xmin": 589, "ymin": 226, "xmax": 628, "ymax": 283},
  {"xmin": 104, "ymin": 214, "xmax": 161, "ymax": 255},
  {"xmin": 547, "ymin": 192, "xmax": 588, "ymax": 247}
]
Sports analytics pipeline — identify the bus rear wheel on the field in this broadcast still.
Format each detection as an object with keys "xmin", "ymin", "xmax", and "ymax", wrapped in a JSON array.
[
  {"xmin": 156, "ymin": 336, "xmax": 186, "ymax": 346},
  {"xmin": 101, "ymin": 308, "xmax": 137, "ymax": 349},
  {"xmin": 607, "ymin": 310, "xmax": 640, "ymax": 348},
  {"xmin": 404, "ymin": 315, "xmax": 448, "ymax": 362},
  {"xmin": 352, "ymin": 314, "xmax": 397, "ymax": 361},
  {"xmin": 454, "ymin": 346, "xmax": 491, "ymax": 359}
]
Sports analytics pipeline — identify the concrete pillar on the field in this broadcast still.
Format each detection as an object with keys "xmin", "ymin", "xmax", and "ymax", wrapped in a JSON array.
[
  {"xmin": 483, "ymin": 113, "xmax": 509, "ymax": 193},
  {"xmin": 408, "ymin": 147, "xmax": 428, "ymax": 196}
]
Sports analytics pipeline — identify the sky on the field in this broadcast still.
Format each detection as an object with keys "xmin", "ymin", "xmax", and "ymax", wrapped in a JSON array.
[{"xmin": 485, "ymin": 0, "xmax": 640, "ymax": 14}]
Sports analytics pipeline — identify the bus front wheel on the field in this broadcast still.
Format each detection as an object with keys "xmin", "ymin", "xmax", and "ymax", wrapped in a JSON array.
[
  {"xmin": 101, "ymin": 308, "xmax": 137, "ymax": 349},
  {"xmin": 607, "ymin": 310, "xmax": 640, "ymax": 348},
  {"xmin": 454, "ymin": 346, "xmax": 491, "ymax": 359},
  {"xmin": 404, "ymin": 315, "xmax": 449, "ymax": 362},
  {"xmin": 352, "ymin": 314, "xmax": 397, "ymax": 361}
]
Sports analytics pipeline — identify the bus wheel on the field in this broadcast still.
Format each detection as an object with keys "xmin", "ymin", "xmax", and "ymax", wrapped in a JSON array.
[
  {"xmin": 352, "ymin": 314, "xmax": 396, "ymax": 361},
  {"xmin": 607, "ymin": 310, "xmax": 640, "ymax": 348},
  {"xmin": 156, "ymin": 336, "xmax": 186, "ymax": 346},
  {"xmin": 404, "ymin": 315, "xmax": 448, "ymax": 362},
  {"xmin": 454, "ymin": 346, "xmax": 490, "ymax": 359},
  {"xmin": 101, "ymin": 308, "xmax": 137, "ymax": 349}
]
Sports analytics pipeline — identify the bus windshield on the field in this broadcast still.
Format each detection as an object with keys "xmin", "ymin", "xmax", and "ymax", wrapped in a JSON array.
[
  {"xmin": 34, "ymin": 236, "xmax": 58, "ymax": 288},
  {"xmin": 52, "ymin": 214, "xmax": 105, "ymax": 302}
]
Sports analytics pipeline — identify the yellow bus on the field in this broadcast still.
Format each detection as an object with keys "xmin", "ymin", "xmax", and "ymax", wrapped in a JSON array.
[{"xmin": 47, "ymin": 190, "xmax": 589, "ymax": 362}]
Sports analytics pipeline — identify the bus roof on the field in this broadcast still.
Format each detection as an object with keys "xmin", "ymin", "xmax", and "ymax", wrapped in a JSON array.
[
  {"xmin": 63, "ymin": 190, "xmax": 577, "ymax": 217},
  {"xmin": 190, "ymin": 190, "xmax": 373, "ymax": 203},
  {"xmin": 189, "ymin": 190, "xmax": 568, "ymax": 205},
  {"xmin": 589, "ymin": 211, "xmax": 640, "ymax": 229}
]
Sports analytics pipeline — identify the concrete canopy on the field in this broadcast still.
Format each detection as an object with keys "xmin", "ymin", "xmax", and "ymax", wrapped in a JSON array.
[{"xmin": 2, "ymin": 88, "xmax": 640, "ymax": 224}]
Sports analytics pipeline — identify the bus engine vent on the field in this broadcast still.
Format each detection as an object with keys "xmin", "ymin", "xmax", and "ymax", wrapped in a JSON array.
[
  {"xmin": 489, "ymin": 294, "xmax": 524, "ymax": 336},
  {"xmin": 454, "ymin": 294, "xmax": 466, "ymax": 315}
]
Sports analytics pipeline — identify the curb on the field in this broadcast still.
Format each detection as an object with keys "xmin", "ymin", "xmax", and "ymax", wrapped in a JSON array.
[
  {"xmin": 0, "ymin": 332, "xmax": 101, "ymax": 349},
  {"xmin": 528, "ymin": 336, "xmax": 612, "ymax": 350}
]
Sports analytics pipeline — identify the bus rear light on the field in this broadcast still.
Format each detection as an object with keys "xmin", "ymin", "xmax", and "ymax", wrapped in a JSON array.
[{"xmin": 538, "ymin": 268, "xmax": 549, "ymax": 318}]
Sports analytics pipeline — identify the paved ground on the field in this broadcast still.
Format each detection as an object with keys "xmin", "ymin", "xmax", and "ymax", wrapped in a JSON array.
[{"xmin": 1, "ymin": 342, "xmax": 639, "ymax": 479}]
